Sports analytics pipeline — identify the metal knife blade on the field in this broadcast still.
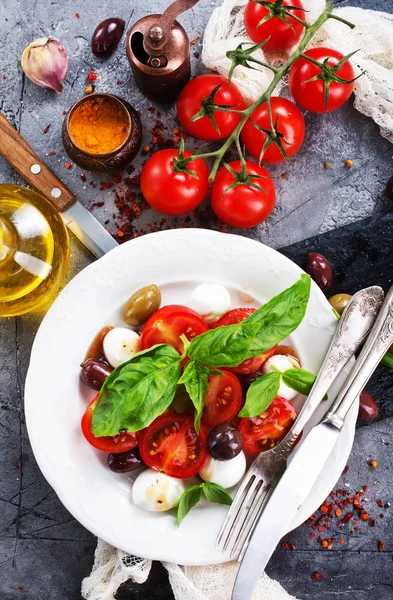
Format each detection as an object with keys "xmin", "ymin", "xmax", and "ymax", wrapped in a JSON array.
[
  {"xmin": 232, "ymin": 422, "xmax": 340, "ymax": 600},
  {"xmin": 61, "ymin": 201, "xmax": 118, "ymax": 258}
]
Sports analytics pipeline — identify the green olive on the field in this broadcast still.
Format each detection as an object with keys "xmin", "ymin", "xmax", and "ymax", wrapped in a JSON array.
[
  {"xmin": 122, "ymin": 284, "xmax": 161, "ymax": 326},
  {"xmin": 328, "ymin": 293, "xmax": 352, "ymax": 316}
]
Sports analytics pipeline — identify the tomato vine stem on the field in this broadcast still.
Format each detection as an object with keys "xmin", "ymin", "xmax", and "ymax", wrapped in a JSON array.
[{"xmin": 189, "ymin": 1, "xmax": 355, "ymax": 182}]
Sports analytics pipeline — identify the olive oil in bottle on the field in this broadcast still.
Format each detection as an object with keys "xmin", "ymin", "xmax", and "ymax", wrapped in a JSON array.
[{"xmin": 0, "ymin": 185, "xmax": 69, "ymax": 317}]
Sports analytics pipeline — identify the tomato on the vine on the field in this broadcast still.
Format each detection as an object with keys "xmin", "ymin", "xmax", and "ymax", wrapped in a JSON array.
[
  {"xmin": 201, "ymin": 369, "xmax": 243, "ymax": 428},
  {"xmin": 289, "ymin": 48, "xmax": 356, "ymax": 113},
  {"xmin": 141, "ymin": 305, "xmax": 208, "ymax": 355},
  {"xmin": 81, "ymin": 394, "xmax": 140, "ymax": 453},
  {"xmin": 213, "ymin": 308, "xmax": 276, "ymax": 373},
  {"xmin": 140, "ymin": 149, "xmax": 209, "ymax": 216},
  {"xmin": 176, "ymin": 74, "xmax": 245, "ymax": 141},
  {"xmin": 244, "ymin": 0, "xmax": 306, "ymax": 51},
  {"xmin": 140, "ymin": 413, "xmax": 208, "ymax": 478},
  {"xmin": 239, "ymin": 396, "xmax": 297, "ymax": 455},
  {"xmin": 241, "ymin": 97, "xmax": 305, "ymax": 164},
  {"xmin": 211, "ymin": 160, "xmax": 276, "ymax": 228}
]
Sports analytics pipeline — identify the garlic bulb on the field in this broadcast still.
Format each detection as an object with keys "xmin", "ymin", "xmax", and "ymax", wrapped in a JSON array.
[{"xmin": 21, "ymin": 37, "xmax": 68, "ymax": 93}]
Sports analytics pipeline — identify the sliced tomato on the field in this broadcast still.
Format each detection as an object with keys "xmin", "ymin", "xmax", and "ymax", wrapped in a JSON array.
[
  {"xmin": 141, "ymin": 305, "xmax": 208, "ymax": 355},
  {"xmin": 213, "ymin": 308, "xmax": 276, "ymax": 374},
  {"xmin": 202, "ymin": 369, "xmax": 243, "ymax": 428},
  {"xmin": 81, "ymin": 394, "xmax": 140, "ymax": 453},
  {"xmin": 239, "ymin": 396, "xmax": 297, "ymax": 455},
  {"xmin": 140, "ymin": 413, "xmax": 207, "ymax": 478}
]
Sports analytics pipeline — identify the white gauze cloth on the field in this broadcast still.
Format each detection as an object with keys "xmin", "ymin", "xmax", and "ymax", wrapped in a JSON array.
[
  {"xmin": 202, "ymin": 0, "xmax": 393, "ymax": 142},
  {"xmin": 82, "ymin": 3, "xmax": 393, "ymax": 599},
  {"xmin": 82, "ymin": 539, "xmax": 298, "ymax": 600}
]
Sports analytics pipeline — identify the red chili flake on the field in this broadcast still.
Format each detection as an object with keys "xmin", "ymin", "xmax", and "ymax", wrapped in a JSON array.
[
  {"xmin": 378, "ymin": 540, "xmax": 385, "ymax": 552},
  {"xmin": 369, "ymin": 518, "xmax": 376, "ymax": 527},
  {"xmin": 377, "ymin": 499, "xmax": 384, "ymax": 507},
  {"xmin": 369, "ymin": 460, "xmax": 378, "ymax": 468},
  {"xmin": 100, "ymin": 182, "xmax": 114, "ymax": 189},
  {"xmin": 281, "ymin": 541, "xmax": 289, "ymax": 549},
  {"xmin": 63, "ymin": 110, "xmax": 67, "ymax": 116},
  {"xmin": 80, "ymin": 173, "xmax": 87, "ymax": 182},
  {"xmin": 116, "ymin": 80, "xmax": 122, "ymax": 85},
  {"xmin": 335, "ymin": 509, "xmax": 342, "ymax": 517},
  {"xmin": 194, "ymin": 51, "xmax": 200, "ymax": 58},
  {"xmin": 363, "ymin": 486, "xmax": 369, "ymax": 492},
  {"xmin": 90, "ymin": 201, "xmax": 105, "ymax": 210},
  {"xmin": 43, "ymin": 124, "xmax": 51, "ymax": 134},
  {"xmin": 2, "ymin": 74, "xmax": 6, "ymax": 80},
  {"xmin": 65, "ymin": 161, "xmax": 72, "ymax": 169},
  {"xmin": 18, "ymin": 586, "xmax": 24, "ymax": 591},
  {"xmin": 339, "ymin": 539, "xmax": 344, "ymax": 545},
  {"xmin": 343, "ymin": 465, "xmax": 350, "ymax": 474},
  {"xmin": 116, "ymin": 229, "xmax": 124, "ymax": 237},
  {"xmin": 75, "ymin": 13, "xmax": 80, "ymax": 18},
  {"xmin": 281, "ymin": 172, "xmax": 289, "ymax": 180},
  {"xmin": 320, "ymin": 505, "xmax": 329, "ymax": 514},
  {"xmin": 312, "ymin": 572, "xmax": 324, "ymax": 581},
  {"xmin": 318, "ymin": 525, "xmax": 324, "ymax": 532},
  {"xmin": 87, "ymin": 70, "xmax": 97, "ymax": 82},
  {"xmin": 342, "ymin": 512, "xmax": 353, "ymax": 524},
  {"xmin": 190, "ymin": 37, "xmax": 199, "ymax": 45},
  {"xmin": 48, "ymin": 151, "xmax": 56, "ymax": 156},
  {"xmin": 321, "ymin": 540, "xmax": 328, "ymax": 548}
]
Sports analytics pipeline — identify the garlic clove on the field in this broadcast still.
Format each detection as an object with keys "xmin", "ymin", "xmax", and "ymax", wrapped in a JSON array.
[{"xmin": 21, "ymin": 37, "xmax": 68, "ymax": 93}]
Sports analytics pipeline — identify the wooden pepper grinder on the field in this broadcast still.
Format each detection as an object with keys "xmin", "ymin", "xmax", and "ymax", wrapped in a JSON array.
[{"xmin": 126, "ymin": 0, "xmax": 200, "ymax": 102}]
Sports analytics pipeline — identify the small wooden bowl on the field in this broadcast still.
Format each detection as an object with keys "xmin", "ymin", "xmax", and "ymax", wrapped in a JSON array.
[{"xmin": 62, "ymin": 93, "xmax": 142, "ymax": 173}]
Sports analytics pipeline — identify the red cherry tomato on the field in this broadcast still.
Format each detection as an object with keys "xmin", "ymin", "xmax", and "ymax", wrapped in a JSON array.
[
  {"xmin": 239, "ymin": 396, "xmax": 297, "ymax": 455},
  {"xmin": 211, "ymin": 160, "xmax": 276, "ymax": 228},
  {"xmin": 81, "ymin": 394, "xmax": 140, "ymax": 453},
  {"xmin": 141, "ymin": 305, "xmax": 208, "ymax": 355},
  {"xmin": 289, "ymin": 48, "xmax": 355, "ymax": 113},
  {"xmin": 140, "ymin": 413, "xmax": 208, "ymax": 478},
  {"xmin": 201, "ymin": 369, "xmax": 243, "ymax": 428},
  {"xmin": 140, "ymin": 149, "xmax": 209, "ymax": 216},
  {"xmin": 244, "ymin": 0, "xmax": 305, "ymax": 51},
  {"xmin": 176, "ymin": 74, "xmax": 245, "ymax": 141},
  {"xmin": 241, "ymin": 97, "xmax": 305, "ymax": 164},
  {"xmin": 213, "ymin": 308, "xmax": 276, "ymax": 373}
]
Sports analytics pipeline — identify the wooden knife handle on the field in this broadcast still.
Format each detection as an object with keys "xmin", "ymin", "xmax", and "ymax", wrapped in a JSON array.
[{"xmin": 0, "ymin": 113, "xmax": 76, "ymax": 212}]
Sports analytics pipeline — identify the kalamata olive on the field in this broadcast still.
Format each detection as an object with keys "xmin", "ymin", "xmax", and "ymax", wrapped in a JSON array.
[
  {"xmin": 80, "ymin": 358, "xmax": 113, "ymax": 390},
  {"xmin": 122, "ymin": 284, "xmax": 161, "ymax": 327},
  {"xmin": 328, "ymin": 293, "xmax": 352, "ymax": 316},
  {"xmin": 358, "ymin": 390, "xmax": 379, "ymax": 422},
  {"xmin": 107, "ymin": 447, "xmax": 144, "ymax": 473},
  {"xmin": 241, "ymin": 369, "xmax": 263, "ymax": 394},
  {"xmin": 92, "ymin": 18, "xmax": 125, "ymax": 57},
  {"xmin": 385, "ymin": 175, "xmax": 393, "ymax": 200},
  {"xmin": 208, "ymin": 423, "xmax": 242, "ymax": 460},
  {"xmin": 306, "ymin": 252, "xmax": 333, "ymax": 292}
]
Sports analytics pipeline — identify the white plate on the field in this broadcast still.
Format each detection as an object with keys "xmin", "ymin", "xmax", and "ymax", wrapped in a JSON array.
[{"xmin": 25, "ymin": 229, "xmax": 357, "ymax": 565}]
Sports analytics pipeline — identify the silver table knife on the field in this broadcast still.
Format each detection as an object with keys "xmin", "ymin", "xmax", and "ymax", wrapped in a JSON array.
[
  {"xmin": 232, "ymin": 285, "xmax": 393, "ymax": 600},
  {"xmin": 0, "ymin": 112, "xmax": 118, "ymax": 258}
]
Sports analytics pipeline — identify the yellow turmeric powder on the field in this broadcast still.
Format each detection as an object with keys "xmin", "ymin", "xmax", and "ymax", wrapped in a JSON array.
[{"xmin": 69, "ymin": 96, "xmax": 129, "ymax": 154}]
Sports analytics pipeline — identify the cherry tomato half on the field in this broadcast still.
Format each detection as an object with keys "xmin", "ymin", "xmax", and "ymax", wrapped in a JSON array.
[
  {"xmin": 289, "ymin": 48, "xmax": 355, "ymax": 113},
  {"xmin": 177, "ymin": 74, "xmax": 245, "ymax": 141},
  {"xmin": 211, "ymin": 160, "xmax": 276, "ymax": 228},
  {"xmin": 81, "ymin": 394, "xmax": 140, "ymax": 453},
  {"xmin": 140, "ymin": 413, "xmax": 208, "ymax": 478},
  {"xmin": 141, "ymin": 305, "xmax": 208, "ymax": 355},
  {"xmin": 201, "ymin": 369, "xmax": 243, "ymax": 428},
  {"xmin": 213, "ymin": 308, "xmax": 276, "ymax": 374},
  {"xmin": 140, "ymin": 149, "xmax": 209, "ymax": 216},
  {"xmin": 244, "ymin": 0, "xmax": 305, "ymax": 51},
  {"xmin": 241, "ymin": 97, "xmax": 305, "ymax": 164},
  {"xmin": 239, "ymin": 396, "xmax": 297, "ymax": 455}
]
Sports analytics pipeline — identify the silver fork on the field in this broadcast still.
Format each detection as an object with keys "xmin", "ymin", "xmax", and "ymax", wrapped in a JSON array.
[{"xmin": 217, "ymin": 285, "xmax": 384, "ymax": 558}]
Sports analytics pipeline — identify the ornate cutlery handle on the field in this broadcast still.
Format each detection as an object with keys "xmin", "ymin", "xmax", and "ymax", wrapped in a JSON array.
[
  {"xmin": 272, "ymin": 286, "xmax": 384, "ymax": 460},
  {"xmin": 325, "ymin": 285, "xmax": 393, "ymax": 428}
]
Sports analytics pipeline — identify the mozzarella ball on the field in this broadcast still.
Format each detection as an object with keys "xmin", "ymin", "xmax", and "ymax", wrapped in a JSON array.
[
  {"xmin": 199, "ymin": 451, "xmax": 246, "ymax": 489},
  {"xmin": 189, "ymin": 284, "xmax": 231, "ymax": 325},
  {"xmin": 103, "ymin": 327, "xmax": 141, "ymax": 368},
  {"xmin": 262, "ymin": 354, "xmax": 300, "ymax": 401},
  {"xmin": 132, "ymin": 469, "xmax": 186, "ymax": 512}
]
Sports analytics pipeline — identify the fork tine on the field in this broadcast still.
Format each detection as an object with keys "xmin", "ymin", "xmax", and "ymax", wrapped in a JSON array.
[
  {"xmin": 216, "ymin": 474, "xmax": 257, "ymax": 548},
  {"xmin": 222, "ymin": 477, "xmax": 264, "ymax": 552},
  {"xmin": 230, "ymin": 483, "xmax": 272, "ymax": 559}
]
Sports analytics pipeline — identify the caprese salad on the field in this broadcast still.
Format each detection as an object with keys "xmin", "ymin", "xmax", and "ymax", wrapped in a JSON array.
[{"xmin": 79, "ymin": 276, "xmax": 316, "ymax": 524}]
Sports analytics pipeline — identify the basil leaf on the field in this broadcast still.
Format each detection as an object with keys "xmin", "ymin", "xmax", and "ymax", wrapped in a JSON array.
[
  {"xmin": 91, "ymin": 344, "xmax": 181, "ymax": 436},
  {"xmin": 238, "ymin": 371, "xmax": 280, "ymax": 418},
  {"xmin": 282, "ymin": 368, "xmax": 317, "ymax": 396},
  {"xmin": 189, "ymin": 322, "xmax": 262, "ymax": 367},
  {"xmin": 177, "ymin": 485, "xmax": 203, "ymax": 526},
  {"xmin": 381, "ymin": 352, "xmax": 393, "ymax": 369},
  {"xmin": 188, "ymin": 276, "xmax": 311, "ymax": 368},
  {"xmin": 244, "ymin": 275, "xmax": 311, "ymax": 354},
  {"xmin": 202, "ymin": 482, "xmax": 232, "ymax": 506},
  {"xmin": 178, "ymin": 361, "xmax": 220, "ymax": 432}
]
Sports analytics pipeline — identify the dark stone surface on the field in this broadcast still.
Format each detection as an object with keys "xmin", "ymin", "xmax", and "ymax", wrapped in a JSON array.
[{"xmin": 1, "ymin": 0, "xmax": 393, "ymax": 599}]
